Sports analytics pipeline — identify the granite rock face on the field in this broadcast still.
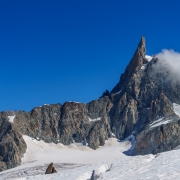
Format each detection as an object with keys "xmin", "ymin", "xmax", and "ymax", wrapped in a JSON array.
[
  {"xmin": 108, "ymin": 37, "xmax": 180, "ymax": 155},
  {"xmin": 134, "ymin": 115, "xmax": 180, "ymax": 155},
  {"xmin": 12, "ymin": 96, "xmax": 112, "ymax": 150},
  {"xmin": 0, "ymin": 112, "xmax": 27, "ymax": 172},
  {"xmin": 1, "ymin": 36, "xmax": 180, "ymax": 171},
  {"xmin": 0, "ymin": 98, "xmax": 113, "ymax": 171}
]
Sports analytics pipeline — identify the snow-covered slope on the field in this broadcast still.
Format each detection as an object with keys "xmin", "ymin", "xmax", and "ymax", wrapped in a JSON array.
[
  {"xmin": 0, "ymin": 135, "xmax": 132, "ymax": 179},
  {"xmin": 20, "ymin": 135, "xmax": 130, "ymax": 165},
  {"xmin": 1, "ymin": 135, "xmax": 180, "ymax": 180}
]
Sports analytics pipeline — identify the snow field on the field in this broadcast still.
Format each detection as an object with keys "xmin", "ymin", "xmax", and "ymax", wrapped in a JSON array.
[{"xmin": 10, "ymin": 148, "xmax": 180, "ymax": 180}]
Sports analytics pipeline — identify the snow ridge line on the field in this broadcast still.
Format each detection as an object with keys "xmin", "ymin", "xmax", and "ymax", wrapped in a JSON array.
[{"xmin": 76, "ymin": 164, "xmax": 112, "ymax": 180}]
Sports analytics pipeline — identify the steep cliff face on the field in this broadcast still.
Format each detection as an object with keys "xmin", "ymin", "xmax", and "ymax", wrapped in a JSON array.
[
  {"xmin": 1, "ymin": 36, "xmax": 180, "ymax": 171},
  {"xmin": 109, "ymin": 37, "xmax": 151, "ymax": 139},
  {"xmin": 111, "ymin": 36, "xmax": 146, "ymax": 94},
  {"xmin": 134, "ymin": 116, "xmax": 180, "ymax": 155},
  {"xmin": 12, "ymin": 96, "xmax": 113, "ymax": 150},
  {"xmin": 0, "ymin": 112, "xmax": 26, "ymax": 172},
  {"xmin": 108, "ymin": 37, "xmax": 180, "ymax": 155}
]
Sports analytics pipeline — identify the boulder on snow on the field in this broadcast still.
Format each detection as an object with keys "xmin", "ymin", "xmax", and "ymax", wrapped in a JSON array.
[{"xmin": 45, "ymin": 162, "xmax": 57, "ymax": 174}]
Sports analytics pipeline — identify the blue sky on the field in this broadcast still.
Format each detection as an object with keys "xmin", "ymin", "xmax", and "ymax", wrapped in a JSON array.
[{"xmin": 1, "ymin": 0, "xmax": 180, "ymax": 111}]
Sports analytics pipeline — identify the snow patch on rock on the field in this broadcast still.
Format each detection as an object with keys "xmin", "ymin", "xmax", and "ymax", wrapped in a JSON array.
[
  {"xmin": 68, "ymin": 101, "xmax": 81, "ymax": 104},
  {"xmin": 145, "ymin": 55, "xmax": 153, "ymax": 62},
  {"xmin": 8, "ymin": 115, "xmax": 16, "ymax": 123},
  {"xmin": 141, "ymin": 65, "xmax": 146, "ymax": 70},
  {"xmin": 115, "ymin": 90, "xmax": 122, "ymax": 95},
  {"xmin": 88, "ymin": 117, "xmax": 101, "ymax": 122},
  {"xmin": 150, "ymin": 117, "xmax": 173, "ymax": 128}
]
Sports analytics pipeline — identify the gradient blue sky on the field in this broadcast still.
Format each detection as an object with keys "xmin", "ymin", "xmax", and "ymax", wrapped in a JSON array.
[{"xmin": 1, "ymin": 0, "xmax": 180, "ymax": 111}]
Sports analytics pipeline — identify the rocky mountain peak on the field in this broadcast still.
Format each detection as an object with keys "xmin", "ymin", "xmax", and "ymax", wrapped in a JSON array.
[
  {"xmin": 1, "ymin": 36, "xmax": 180, "ymax": 172},
  {"xmin": 111, "ymin": 36, "xmax": 146, "ymax": 94},
  {"xmin": 138, "ymin": 35, "xmax": 145, "ymax": 54}
]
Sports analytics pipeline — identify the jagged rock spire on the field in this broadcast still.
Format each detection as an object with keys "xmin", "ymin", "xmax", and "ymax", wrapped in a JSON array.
[
  {"xmin": 138, "ymin": 36, "xmax": 146, "ymax": 56},
  {"xmin": 130, "ymin": 35, "xmax": 146, "ymax": 72},
  {"xmin": 111, "ymin": 36, "xmax": 146, "ymax": 93}
]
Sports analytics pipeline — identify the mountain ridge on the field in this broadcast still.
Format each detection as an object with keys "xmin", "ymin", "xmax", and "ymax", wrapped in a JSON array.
[{"xmin": 1, "ymin": 37, "xmax": 180, "ymax": 171}]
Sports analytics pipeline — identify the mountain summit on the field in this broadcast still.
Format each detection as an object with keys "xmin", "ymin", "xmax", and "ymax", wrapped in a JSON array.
[
  {"xmin": 111, "ymin": 36, "xmax": 146, "ymax": 94},
  {"xmin": 1, "ymin": 37, "xmax": 180, "ymax": 171}
]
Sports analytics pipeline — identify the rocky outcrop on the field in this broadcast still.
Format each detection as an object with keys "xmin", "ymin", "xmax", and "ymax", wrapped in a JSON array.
[
  {"xmin": 134, "ymin": 115, "xmax": 180, "ymax": 155},
  {"xmin": 101, "ymin": 90, "xmax": 110, "ymax": 98},
  {"xmin": 0, "ymin": 112, "xmax": 27, "ymax": 172},
  {"xmin": 45, "ymin": 163, "xmax": 57, "ymax": 174},
  {"xmin": 11, "ymin": 96, "xmax": 113, "ymax": 151}
]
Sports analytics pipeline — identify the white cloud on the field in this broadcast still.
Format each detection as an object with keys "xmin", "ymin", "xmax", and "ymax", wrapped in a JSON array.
[
  {"xmin": 150, "ymin": 49, "xmax": 180, "ymax": 83},
  {"xmin": 157, "ymin": 49, "xmax": 180, "ymax": 72}
]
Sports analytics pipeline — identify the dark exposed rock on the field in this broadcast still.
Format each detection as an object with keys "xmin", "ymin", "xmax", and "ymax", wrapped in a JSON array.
[
  {"xmin": 45, "ymin": 162, "xmax": 57, "ymax": 174},
  {"xmin": 0, "ymin": 112, "xmax": 27, "ymax": 172},
  {"xmin": 13, "ymin": 97, "xmax": 113, "ymax": 150},
  {"xmin": 14, "ymin": 104, "xmax": 62, "ymax": 144},
  {"xmin": 134, "ymin": 115, "xmax": 180, "ymax": 155},
  {"xmin": 101, "ymin": 90, "xmax": 110, "ymax": 98},
  {"xmin": 111, "ymin": 36, "xmax": 146, "ymax": 94}
]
